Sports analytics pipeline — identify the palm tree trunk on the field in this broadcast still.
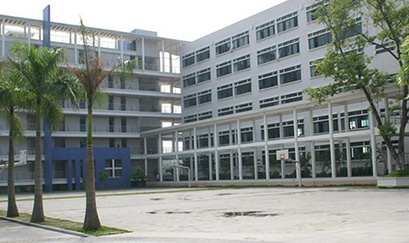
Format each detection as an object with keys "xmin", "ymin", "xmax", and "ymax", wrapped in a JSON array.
[
  {"xmin": 31, "ymin": 105, "xmax": 45, "ymax": 223},
  {"xmin": 7, "ymin": 109, "xmax": 19, "ymax": 218},
  {"xmin": 83, "ymin": 101, "xmax": 101, "ymax": 230}
]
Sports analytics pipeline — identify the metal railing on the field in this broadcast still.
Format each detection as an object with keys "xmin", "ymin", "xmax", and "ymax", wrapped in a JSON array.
[
  {"xmin": 0, "ymin": 172, "xmax": 35, "ymax": 181},
  {"xmin": 55, "ymin": 124, "xmax": 139, "ymax": 133}
]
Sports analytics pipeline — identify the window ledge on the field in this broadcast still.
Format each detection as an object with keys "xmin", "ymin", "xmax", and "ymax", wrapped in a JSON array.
[{"xmin": 277, "ymin": 26, "xmax": 299, "ymax": 36}]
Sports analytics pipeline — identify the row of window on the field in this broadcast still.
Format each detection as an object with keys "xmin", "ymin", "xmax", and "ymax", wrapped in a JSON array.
[{"xmin": 183, "ymin": 89, "xmax": 212, "ymax": 108}]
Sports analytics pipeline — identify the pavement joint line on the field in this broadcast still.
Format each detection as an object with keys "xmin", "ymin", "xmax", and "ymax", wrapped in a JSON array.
[{"xmin": 0, "ymin": 216, "xmax": 90, "ymax": 238}]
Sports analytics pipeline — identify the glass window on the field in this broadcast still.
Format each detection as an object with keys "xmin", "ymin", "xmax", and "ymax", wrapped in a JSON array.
[
  {"xmin": 161, "ymin": 103, "xmax": 172, "ymax": 113},
  {"xmin": 197, "ymin": 68, "xmax": 211, "ymax": 83},
  {"xmin": 308, "ymin": 29, "xmax": 332, "ymax": 49},
  {"xmin": 309, "ymin": 59, "xmax": 323, "ymax": 77},
  {"xmin": 283, "ymin": 120, "xmax": 304, "ymax": 137},
  {"xmin": 277, "ymin": 12, "xmax": 298, "ymax": 33},
  {"xmin": 306, "ymin": 1, "xmax": 328, "ymax": 22},
  {"xmin": 217, "ymin": 84, "xmax": 233, "ymax": 100},
  {"xmin": 232, "ymin": 31, "xmax": 250, "ymax": 49},
  {"xmin": 279, "ymin": 65, "xmax": 301, "ymax": 84},
  {"xmin": 215, "ymin": 38, "xmax": 231, "ymax": 55},
  {"xmin": 278, "ymin": 38, "xmax": 300, "ymax": 58},
  {"xmin": 218, "ymin": 106, "xmax": 234, "ymax": 117},
  {"xmin": 196, "ymin": 47, "xmax": 210, "ymax": 62},
  {"xmin": 184, "ymin": 114, "xmax": 197, "ymax": 123},
  {"xmin": 182, "ymin": 52, "xmax": 195, "ymax": 68},
  {"xmin": 235, "ymin": 102, "xmax": 252, "ymax": 113},
  {"xmin": 256, "ymin": 20, "xmax": 275, "ymax": 41},
  {"xmin": 259, "ymin": 71, "xmax": 278, "ymax": 90},
  {"xmin": 183, "ymin": 73, "xmax": 196, "ymax": 87},
  {"xmin": 183, "ymin": 94, "xmax": 197, "ymax": 108},
  {"xmin": 197, "ymin": 89, "xmax": 212, "ymax": 105},
  {"xmin": 313, "ymin": 114, "xmax": 339, "ymax": 134},
  {"xmin": 339, "ymin": 17, "xmax": 362, "ymax": 40},
  {"xmin": 281, "ymin": 91, "xmax": 303, "ymax": 104},
  {"xmin": 234, "ymin": 78, "xmax": 252, "ymax": 96},
  {"xmin": 198, "ymin": 111, "xmax": 212, "ymax": 121},
  {"xmin": 233, "ymin": 55, "xmax": 251, "ymax": 72},
  {"xmin": 241, "ymin": 127, "xmax": 253, "ymax": 143},
  {"xmin": 219, "ymin": 131, "xmax": 231, "ymax": 146},
  {"xmin": 173, "ymin": 105, "xmax": 182, "ymax": 114},
  {"xmin": 257, "ymin": 46, "xmax": 277, "ymax": 65},
  {"xmin": 162, "ymin": 122, "xmax": 172, "ymax": 128},
  {"xmin": 260, "ymin": 96, "xmax": 279, "ymax": 109},
  {"xmin": 216, "ymin": 61, "xmax": 232, "ymax": 77},
  {"xmin": 105, "ymin": 159, "xmax": 122, "ymax": 178},
  {"xmin": 261, "ymin": 123, "xmax": 280, "ymax": 140}
]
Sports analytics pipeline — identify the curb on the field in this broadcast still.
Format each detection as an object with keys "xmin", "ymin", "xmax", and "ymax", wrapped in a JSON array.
[{"xmin": 0, "ymin": 216, "xmax": 90, "ymax": 238}]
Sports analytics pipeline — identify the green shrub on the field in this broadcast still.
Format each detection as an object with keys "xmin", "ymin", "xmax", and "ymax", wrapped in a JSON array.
[{"xmin": 387, "ymin": 170, "xmax": 409, "ymax": 177}]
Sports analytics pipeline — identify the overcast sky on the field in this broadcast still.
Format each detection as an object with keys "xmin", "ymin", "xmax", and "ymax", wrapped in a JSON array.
[{"xmin": 1, "ymin": 0, "xmax": 286, "ymax": 41}]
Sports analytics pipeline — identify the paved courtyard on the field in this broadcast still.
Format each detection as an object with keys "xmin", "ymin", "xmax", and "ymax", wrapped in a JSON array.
[{"xmin": 1, "ymin": 187, "xmax": 409, "ymax": 243}]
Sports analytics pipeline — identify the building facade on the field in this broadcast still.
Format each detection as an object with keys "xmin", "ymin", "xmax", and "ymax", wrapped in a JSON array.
[
  {"xmin": 141, "ymin": 0, "xmax": 407, "ymax": 186},
  {"xmin": 0, "ymin": 13, "xmax": 186, "ymax": 191}
]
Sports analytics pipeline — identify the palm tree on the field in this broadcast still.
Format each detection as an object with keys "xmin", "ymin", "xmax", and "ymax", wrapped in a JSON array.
[
  {"xmin": 0, "ymin": 62, "xmax": 26, "ymax": 218},
  {"xmin": 67, "ymin": 20, "xmax": 134, "ymax": 230},
  {"xmin": 9, "ymin": 43, "xmax": 79, "ymax": 223}
]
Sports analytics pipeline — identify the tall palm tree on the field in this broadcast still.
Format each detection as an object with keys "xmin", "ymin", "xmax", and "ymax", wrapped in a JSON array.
[
  {"xmin": 68, "ymin": 20, "xmax": 134, "ymax": 230},
  {"xmin": 0, "ymin": 62, "xmax": 25, "ymax": 218},
  {"xmin": 9, "ymin": 43, "xmax": 79, "ymax": 223}
]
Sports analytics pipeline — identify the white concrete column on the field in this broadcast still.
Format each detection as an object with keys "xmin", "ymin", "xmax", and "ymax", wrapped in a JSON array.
[
  {"xmin": 175, "ymin": 131, "xmax": 180, "ymax": 182},
  {"xmin": 279, "ymin": 114, "xmax": 284, "ymax": 139},
  {"xmin": 1, "ymin": 19, "xmax": 5, "ymax": 57},
  {"xmin": 213, "ymin": 123, "xmax": 220, "ymax": 181},
  {"xmin": 98, "ymin": 33, "xmax": 101, "ymax": 57},
  {"xmin": 144, "ymin": 137, "xmax": 148, "ymax": 176},
  {"xmin": 158, "ymin": 134, "xmax": 163, "ymax": 182},
  {"xmin": 193, "ymin": 127, "xmax": 198, "ymax": 181},
  {"xmin": 169, "ymin": 53, "xmax": 173, "ymax": 73},
  {"xmin": 281, "ymin": 144, "xmax": 285, "ymax": 179},
  {"xmin": 74, "ymin": 32, "xmax": 78, "ymax": 64},
  {"xmin": 230, "ymin": 150, "xmax": 234, "ymax": 180},
  {"xmin": 329, "ymin": 103, "xmax": 336, "ymax": 178},
  {"xmin": 120, "ymin": 36, "xmax": 124, "ymax": 61},
  {"xmin": 309, "ymin": 110, "xmax": 314, "ymax": 136},
  {"xmin": 344, "ymin": 104, "xmax": 349, "ymax": 132},
  {"xmin": 209, "ymin": 152, "xmax": 213, "ymax": 181},
  {"xmin": 337, "ymin": 112, "xmax": 342, "ymax": 133},
  {"xmin": 346, "ymin": 138, "xmax": 352, "ymax": 177},
  {"xmin": 311, "ymin": 142, "xmax": 316, "ymax": 178},
  {"xmin": 384, "ymin": 98, "xmax": 393, "ymax": 174},
  {"xmin": 263, "ymin": 114, "xmax": 270, "ymax": 180},
  {"xmin": 161, "ymin": 40, "xmax": 165, "ymax": 72},
  {"xmin": 144, "ymin": 159, "xmax": 148, "ymax": 177},
  {"xmin": 141, "ymin": 37, "xmax": 145, "ymax": 70},
  {"xmin": 369, "ymin": 109, "xmax": 378, "ymax": 177},
  {"xmin": 293, "ymin": 109, "xmax": 301, "ymax": 180},
  {"xmin": 229, "ymin": 123, "xmax": 232, "ymax": 145},
  {"xmin": 253, "ymin": 149, "xmax": 258, "ymax": 180},
  {"xmin": 237, "ymin": 119, "xmax": 243, "ymax": 180},
  {"xmin": 27, "ymin": 22, "xmax": 31, "ymax": 46}
]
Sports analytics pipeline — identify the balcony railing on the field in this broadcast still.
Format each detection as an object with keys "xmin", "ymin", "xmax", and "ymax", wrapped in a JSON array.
[
  {"xmin": 0, "ymin": 172, "xmax": 35, "ymax": 181},
  {"xmin": 55, "ymin": 124, "xmax": 139, "ymax": 133},
  {"xmin": 0, "ymin": 147, "xmax": 39, "ymax": 156},
  {"xmin": 62, "ymin": 102, "xmax": 179, "ymax": 114}
]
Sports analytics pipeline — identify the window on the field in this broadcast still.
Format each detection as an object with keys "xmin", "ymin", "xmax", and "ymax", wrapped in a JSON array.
[
  {"xmin": 233, "ymin": 55, "xmax": 250, "ymax": 72},
  {"xmin": 109, "ymin": 117, "xmax": 115, "ymax": 133},
  {"xmin": 278, "ymin": 38, "xmax": 300, "ymax": 58},
  {"xmin": 121, "ymin": 117, "xmax": 127, "ymax": 133},
  {"xmin": 120, "ymin": 97, "xmax": 126, "ymax": 111},
  {"xmin": 346, "ymin": 110, "xmax": 369, "ymax": 130},
  {"xmin": 310, "ymin": 59, "xmax": 322, "ymax": 78},
  {"xmin": 182, "ymin": 52, "xmax": 195, "ymax": 68},
  {"xmin": 313, "ymin": 114, "xmax": 339, "ymax": 134},
  {"xmin": 216, "ymin": 38, "xmax": 231, "ymax": 55},
  {"xmin": 235, "ymin": 102, "xmax": 252, "ymax": 113},
  {"xmin": 234, "ymin": 78, "xmax": 252, "ymax": 96},
  {"xmin": 283, "ymin": 119, "xmax": 304, "ymax": 138},
  {"xmin": 216, "ymin": 61, "xmax": 232, "ymax": 77},
  {"xmin": 306, "ymin": 1, "xmax": 328, "ymax": 22},
  {"xmin": 277, "ymin": 12, "xmax": 298, "ymax": 33},
  {"xmin": 183, "ymin": 73, "xmax": 196, "ymax": 87},
  {"xmin": 173, "ymin": 87, "xmax": 181, "ymax": 94},
  {"xmin": 161, "ymin": 103, "xmax": 172, "ymax": 113},
  {"xmin": 196, "ymin": 47, "xmax": 210, "ymax": 62},
  {"xmin": 259, "ymin": 71, "xmax": 278, "ymax": 90},
  {"xmin": 217, "ymin": 84, "xmax": 233, "ymax": 100},
  {"xmin": 197, "ymin": 89, "xmax": 212, "ymax": 105},
  {"xmin": 198, "ymin": 111, "xmax": 213, "ymax": 121},
  {"xmin": 257, "ymin": 46, "xmax": 276, "ymax": 65},
  {"xmin": 108, "ymin": 96, "xmax": 114, "ymax": 110},
  {"xmin": 80, "ymin": 117, "xmax": 86, "ymax": 132},
  {"xmin": 160, "ymin": 85, "xmax": 171, "ymax": 93},
  {"xmin": 280, "ymin": 65, "xmax": 301, "ymax": 84},
  {"xmin": 281, "ymin": 91, "xmax": 303, "ymax": 104},
  {"xmin": 350, "ymin": 141, "xmax": 370, "ymax": 160},
  {"xmin": 219, "ymin": 131, "xmax": 231, "ymax": 146},
  {"xmin": 241, "ymin": 127, "xmax": 253, "ymax": 143},
  {"xmin": 340, "ymin": 17, "xmax": 362, "ymax": 40},
  {"xmin": 261, "ymin": 123, "xmax": 280, "ymax": 140},
  {"xmin": 184, "ymin": 114, "xmax": 197, "ymax": 123},
  {"xmin": 105, "ymin": 159, "xmax": 122, "ymax": 178},
  {"xmin": 375, "ymin": 42, "xmax": 395, "ymax": 55},
  {"xmin": 256, "ymin": 20, "xmax": 275, "ymax": 41},
  {"xmin": 183, "ymin": 94, "xmax": 197, "ymax": 108},
  {"xmin": 197, "ymin": 68, "xmax": 211, "ymax": 83},
  {"xmin": 260, "ymin": 96, "xmax": 279, "ymax": 109},
  {"xmin": 232, "ymin": 31, "xmax": 250, "ymax": 49},
  {"xmin": 218, "ymin": 106, "xmax": 234, "ymax": 117},
  {"xmin": 173, "ymin": 105, "xmax": 182, "ymax": 114},
  {"xmin": 108, "ymin": 75, "xmax": 114, "ymax": 88},
  {"xmin": 309, "ymin": 29, "xmax": 332, "ymax": 49},
  {"xmin": 162, "ymin": 121, "xmax": 172, "ymax": 128}
]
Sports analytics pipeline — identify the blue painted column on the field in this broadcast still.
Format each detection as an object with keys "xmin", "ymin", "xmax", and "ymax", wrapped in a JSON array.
[
  {"xmin": 75, "ymin": 159, "xmax": 81, "ymax": 190},
  {"xmin": 67, "ymin": 159, "xmax": 73, "ymax": 190},
  {"xmin": 43, "ymin": 5, "xmax": 53, "ymax": 192}
]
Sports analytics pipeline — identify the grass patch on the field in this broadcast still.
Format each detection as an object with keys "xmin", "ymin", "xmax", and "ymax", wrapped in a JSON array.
[
  {"xmin": 381, "ymin": 170, "xmax": 409, "ymax": 178},
  {"xmin": 0, "ymin": 210, "xmax": 130, "ymax": 236}
]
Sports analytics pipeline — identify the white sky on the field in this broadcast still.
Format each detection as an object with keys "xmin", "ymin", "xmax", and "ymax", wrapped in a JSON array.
[{"xmin": 1, "ymin": 0, "xmax": 286, "ymax": 41}]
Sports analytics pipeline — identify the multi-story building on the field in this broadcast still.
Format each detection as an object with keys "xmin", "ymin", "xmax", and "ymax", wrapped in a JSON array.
[
  {"xmin": 142, "ymin": 0, "xmax": 407, "ymax": 186},
  {"xmin": 0, "ymin": 13, "xmax": 186, "ymax": 191}
]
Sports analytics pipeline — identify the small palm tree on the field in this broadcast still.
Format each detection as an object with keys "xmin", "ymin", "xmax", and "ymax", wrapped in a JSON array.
[
  {"xmin": 9, "ymin": 43, "xmax": 79, "ymax": 223},
  {"xmin": 68, "ymin": 20, "xmax": 134, "ymax": 230},
  {"xmin": 0, "ymin": 62, "xmax": 26, "ymax": 218}
]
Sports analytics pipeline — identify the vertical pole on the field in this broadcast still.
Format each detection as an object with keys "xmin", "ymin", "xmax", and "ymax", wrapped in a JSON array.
[
  {"xmin": 1, "ymin": 19, "xmax": 5, "ymax": 57},
  {"xmin": 144, "ymin": 137, "xmax": 148, "ymax": 177},
  {"xmin": 253, "ymin": 149, "xmax": 258, "ymax": 180},
  {"xmin": 158, "ymin": 134, "xmax": 163, "ymax": 182},
  {"xmin": 293, "ymin": 109, "xmax": 301, "ymax": 183},
  {"xmin": 264, "ymin": 114, "xmax": 270, "ymax": 180},
  {"xmin": 141, "ymin": 37, "xmax": 145, "ymax": 70},
  {"xmin": 161, "ymin": 40, "xmax": 165, "ymax": 72},
  {"xmin": 309, "ymin": 110, "xmax": 314, "ymax": 136},
  {"xmin": 214, "ymin": 123, "xmax": 220, "ymax": 181},
  {"xmin": 281, "ymin": 145, "xmax": 285, "ymax": 179},
  {"xmin": 279, "ymin": 114, "xmax": 284, "ymax": 139},
  {"xmin": 237, "ymin": 119, "xmax": 242, "ymax": 180},
  {"xmin": 346, "ymin": 138, "xmax": 352, "ymax": 177},
  {"xmin": 344, "ymin": 104, "xmax": 349, "ymax": 132},
  {"xmin": 175, "ymin": 130, "xmax": 180, "ymax": 182},
  {"xmin": 209, "ymin": 152, "xmax": 212, "ymax": 181},
  {"xmin": 120, "ymin": 36, "xmax": 124, "ymax": 61},
  {"xmin": 74, "ymin": 32, "xmax": 78, "ymax": 64},
  {"xmin": 67, "ymin": 159, "xmax": 73, "ymax": 190},
  {"xmin": 27, "ymin": 22, "xmax": 31, "ymax": 46},
  {"xmin": 98, "ymin": 33, "xmax": 101, "ymax": 57},
  {"xmin": 384, "ymin": 98, "xmax": 393, "ymax": 174},
  {"xmin": 311, "ymin": 142, "xmax": 316, "ymax": 178},
  {"xmin": 329, "ymin": 103, "xmax": 336, "ymax": 178},
  {"xmin": 369, "ymin": 109, "xmax": 378, "ymax": 177},
  {"xmin": 193, "ymin": 127, "xmax": 198, "ymax": 181},
  {"xmin": 230, "ymin": 150, "xmax": 234, "ymax": 180},
  {"xmin": 75, "ymin": 159, "xmax": 81, "ymax": 190}
]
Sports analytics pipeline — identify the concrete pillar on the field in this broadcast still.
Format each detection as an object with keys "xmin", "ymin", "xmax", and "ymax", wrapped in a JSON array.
[
  {"xmin": 141, "ymin": 37, "xmax": 145, "ymax": 70},
  {"xmin": 237, "ymin": 119, "xmax": 243, "ymax": 180},
  {"xmin": 309, "ymin": 110, "xmax": 314, "ymax": 136},
  {"xmin": 214, "ymin": 123, "xmax": 220, "ymax": 181},
  {"xmin": 253, "ymin": 149, "xmax": 258, "ymax": 180},
  {"xmin": 162, "ymin": 40, "xmax": 165, "ymax": 72},
  {"xmin": 175, "ymin": 131, "xmax": 180, "ymax": 182},
  {"xmin": 120, "ymin": 36, "xmax": 124, "ymax": 61},
  {"xmin": 158, "ymin": 134, "xmax": 163, "ymax": 182},
  {"xmin": 264, "ymin": 114, "xmax": 270, "ymax": 180},
  {"xmin": 144, "ymin": 137, "xmax": 148, "ymax": 176},
  {"xmin": 384, "ymin": 98, "xmax": 393, "ymax": 174},
  {"xmin": 2, "ymin": 19, "xmax": 5, "ymax": 57},
  {"xmin": 346, "ymin": 138, "xmax": 352, "ymax": 177},
  {"xmin": 27, "ymin": 22, "xmax": 31, "ymax": 46},
  {"xmin": 328, "ymin": 103, "xmax": 336, "ymax": 178},
  {"xmin": 98, "ymin": 33, "xmax": 101, "ymax": 57},
  {"xmin": 311, "ymin": 142, "xmax": 316, "ymax": 178},
  {"xmin": 281, "ymin": 144, "xmax": 285, "ymax": 179},
  {"xmin": 75, "ymin": 159, "xmax": 81, "ymax": 190},
  {"xmin": 67, "ymin": 159, "xmax": 73, "ymax": 190},
  {"xmin": 369, "ymin": 109, "xmax": 378, "ymax": 177},
  {"xmin": 209, "ymin": 152, "xmax": 212, "ymax": 181},
  {"xmin": 293, "ymin": 109, "xmax": 300, "ymax": 180},
  {"xmin": 279, "ymin": 114, "xmax": 284, "ymax": 139},
  {"xmin": 74, "ymin": 32, "xmax": 78, "ymax": 64},
  {"xmin": 193, "ymin": 127, "xmax": 198, "ymax": 181},
  {"xmin": 344, "ymin": 104, "xmax": 349, "ymax": 132},
  {"xmin": 230, "ymin": 150, "xmax": 234, "ymax": 180}
]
